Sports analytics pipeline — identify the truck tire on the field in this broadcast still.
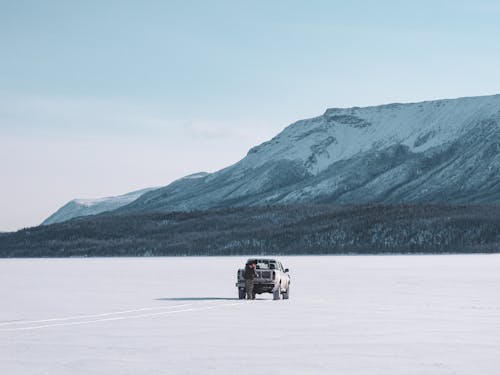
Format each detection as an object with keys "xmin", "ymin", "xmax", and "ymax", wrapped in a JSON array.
[
  {"xmin": 238, "ymin": 288, "xmax": 246, "ymax": 300},
  {"xmin": 283, "ymin": 285, "xmax": 290, "ymax": 300},
  {"xmin": 273, "ymin": 288, "xmax": 281, "ymax": 300}
]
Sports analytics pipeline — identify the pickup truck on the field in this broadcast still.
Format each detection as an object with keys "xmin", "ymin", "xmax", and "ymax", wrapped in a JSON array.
[{"xmin": 236, "ymin": 258, "xmax": 291, "ymax": 300}]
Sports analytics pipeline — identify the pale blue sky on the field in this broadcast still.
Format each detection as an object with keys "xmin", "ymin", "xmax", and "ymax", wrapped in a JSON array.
[{"xmin": 1, "ymin": 0, "xmax": 500, "ymax": 231}]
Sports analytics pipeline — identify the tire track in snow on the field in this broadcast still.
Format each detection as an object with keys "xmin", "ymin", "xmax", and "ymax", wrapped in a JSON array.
[
  {"xmin": 0, "ymin": 302, "xmax": 207, "ymax": 327},
  {"xmin": 0, "ymin": 303, "xmax": 201, "ymax": 327},
  {"xmin": 0, "ymin": 301, "xmax": 246, "ymax": 331}
]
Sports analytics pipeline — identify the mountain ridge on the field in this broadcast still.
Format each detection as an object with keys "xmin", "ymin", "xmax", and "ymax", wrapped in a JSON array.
[
  {"xmin": 42, "ymin": 94, "xmax": 500, "ymax": 224},
  {"xmin": 118, "ymin": 94, "xmax": 500, "ymax": 214}
]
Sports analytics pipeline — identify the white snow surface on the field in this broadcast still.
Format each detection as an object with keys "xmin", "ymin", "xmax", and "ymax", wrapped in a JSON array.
[{"xmin": 1, "ymin": 255, "xmax": 500, "ymax": 375}]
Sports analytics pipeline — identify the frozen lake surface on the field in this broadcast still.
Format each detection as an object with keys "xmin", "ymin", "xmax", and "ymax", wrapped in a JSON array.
[{"xmin": 1, "ymin": 255, "xmax": 500, "ymax": 374}]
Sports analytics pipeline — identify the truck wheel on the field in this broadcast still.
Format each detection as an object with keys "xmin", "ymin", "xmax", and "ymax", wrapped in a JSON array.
[
  {"xmin": 238, "ymin": 288, "xmax": 246, "ymax": 300},
  {"xmin": 283, "ymin": 285, "xmax": 290, "ymax": 299},
  {"xmin": 273, "ymin": 288, "xmax": 281, "ymax": 300}
]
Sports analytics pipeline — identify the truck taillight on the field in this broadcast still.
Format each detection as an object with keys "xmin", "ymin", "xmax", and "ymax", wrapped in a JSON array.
[{"xmin": 272, "ymin": 271, "xmax": 276, "ymax": 280}]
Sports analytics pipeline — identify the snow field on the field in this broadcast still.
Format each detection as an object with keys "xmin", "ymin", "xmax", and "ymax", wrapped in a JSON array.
[{"xmin": 1, "ymin": 255, "xmax": 499, "ymax": 374}]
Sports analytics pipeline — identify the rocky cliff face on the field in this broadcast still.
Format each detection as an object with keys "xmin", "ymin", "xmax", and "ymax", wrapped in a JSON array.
[{"xmin": 119, "ymin": 94, "xmax": 500, "ymax": 214}]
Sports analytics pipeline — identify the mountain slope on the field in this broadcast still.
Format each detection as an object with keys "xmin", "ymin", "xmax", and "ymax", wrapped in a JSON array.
[{"xmin": 120, "ymin": 94, "xmax": 500, "ymax": 214}]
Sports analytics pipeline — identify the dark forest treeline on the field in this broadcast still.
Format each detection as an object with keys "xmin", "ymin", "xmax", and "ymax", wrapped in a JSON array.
[{"xmin": 0, "ymin": 204, "xmax": 499, "ymax": 257}]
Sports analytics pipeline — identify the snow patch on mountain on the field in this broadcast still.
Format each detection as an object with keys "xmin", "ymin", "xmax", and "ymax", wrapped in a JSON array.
[{"xmin": 178, "ymin": 172, "xmax": 210, "ymax": 180}]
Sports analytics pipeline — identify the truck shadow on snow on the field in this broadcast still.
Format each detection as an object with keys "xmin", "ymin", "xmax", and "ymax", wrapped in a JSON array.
[{"xmin": 156, "ymin": 297, "xmax": 240, "ymax": 301}]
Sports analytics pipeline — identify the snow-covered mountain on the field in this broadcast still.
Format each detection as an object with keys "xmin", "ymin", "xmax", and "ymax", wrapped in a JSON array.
[
  {"xmin": 42, "ymin": 187, "xmax": 157, "ymax": 225},
  {"xmin": 119, "ymin": 94, "xmax": 500, "ymax": 214}
]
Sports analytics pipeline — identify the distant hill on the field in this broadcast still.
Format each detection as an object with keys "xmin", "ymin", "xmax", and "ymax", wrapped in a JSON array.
[{"xmin": 42, "ymin": 187, "xmax": 157, "ymax": 225}]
